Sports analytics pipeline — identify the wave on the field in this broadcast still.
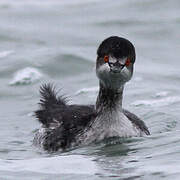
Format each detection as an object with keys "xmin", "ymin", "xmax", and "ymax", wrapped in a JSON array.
[{"xmin": 9, "ymin": 67, "xmax": 43, "ymax": 85}]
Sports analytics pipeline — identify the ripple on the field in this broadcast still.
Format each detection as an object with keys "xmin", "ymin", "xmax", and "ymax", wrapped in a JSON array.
[
  {"xmin": 131, "ymin": 96, "xmax": 180, "ymax": 107},
  {"xmin": 0, "ymin": 155, "xmax": 98, "ymax": 175}
]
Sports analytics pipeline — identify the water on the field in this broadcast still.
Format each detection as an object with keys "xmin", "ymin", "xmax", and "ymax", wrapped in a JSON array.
[{"xmin": 0, "ymin": 0, "xmax": 180, "ymax": 179}]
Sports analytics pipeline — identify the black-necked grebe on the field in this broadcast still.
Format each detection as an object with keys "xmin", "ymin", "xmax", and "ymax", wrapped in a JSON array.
[{"xmin": 34, "ymin": 36, "xmax": 150, "ymax": 151}]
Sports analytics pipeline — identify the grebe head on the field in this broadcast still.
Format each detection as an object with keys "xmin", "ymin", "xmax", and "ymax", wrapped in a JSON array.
[{"xmin": 96, "ymin": 36, "xmax": 136, "ymax": 90}]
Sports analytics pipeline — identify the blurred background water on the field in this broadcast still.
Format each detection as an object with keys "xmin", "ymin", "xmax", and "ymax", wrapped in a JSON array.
[{"xmin": 0, "ymin": 0, "xmax": 180, "ymax": 179}]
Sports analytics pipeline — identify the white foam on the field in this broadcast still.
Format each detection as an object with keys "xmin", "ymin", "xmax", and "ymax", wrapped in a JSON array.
[
  {"xmin": 131, "ymin": 96, "xmax": 180, "ymax": 107},
  {"xmin": 0, "ymin": 155, "xmax": 98, "ymax": 175},
  {"xmin": 9, "ymin": 67, "xmax": 42, "ymax": 85},
  {"xmin": 154, "ymin": 91, "xmax": 169, "ymax": 97},
  {"xmin": 75, "ymin": 86, "xmax": 99, "ymax": 95},
  {"xmin": 0, "ymin": 50, "xmax": 14, "ymax": 58}
]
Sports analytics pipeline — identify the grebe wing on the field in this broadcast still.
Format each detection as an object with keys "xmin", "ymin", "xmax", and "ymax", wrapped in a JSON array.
[{"xmin": 123, "ymin": 109, "xmax": 150, "ymax": 135}]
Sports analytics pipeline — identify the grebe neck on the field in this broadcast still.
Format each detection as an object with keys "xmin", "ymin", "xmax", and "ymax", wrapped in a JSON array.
[{"xmin": 96, "ymin": 83, "xmax": 124, "ymax": 113}]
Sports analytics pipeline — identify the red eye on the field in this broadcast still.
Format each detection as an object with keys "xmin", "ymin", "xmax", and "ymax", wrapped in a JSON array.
[
  {"xmin": 104, "ymin": 55, "xmax": 109, "ymax": 63},
  {"xmin": 125, "ymin": 58, "xmax": 131, "ymax": 66}
]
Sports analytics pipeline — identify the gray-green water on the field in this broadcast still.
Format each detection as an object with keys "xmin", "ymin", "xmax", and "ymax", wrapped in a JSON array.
[{"xmin": 0, "ymin": 0, "xmax": 180, "ymax": 179}]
